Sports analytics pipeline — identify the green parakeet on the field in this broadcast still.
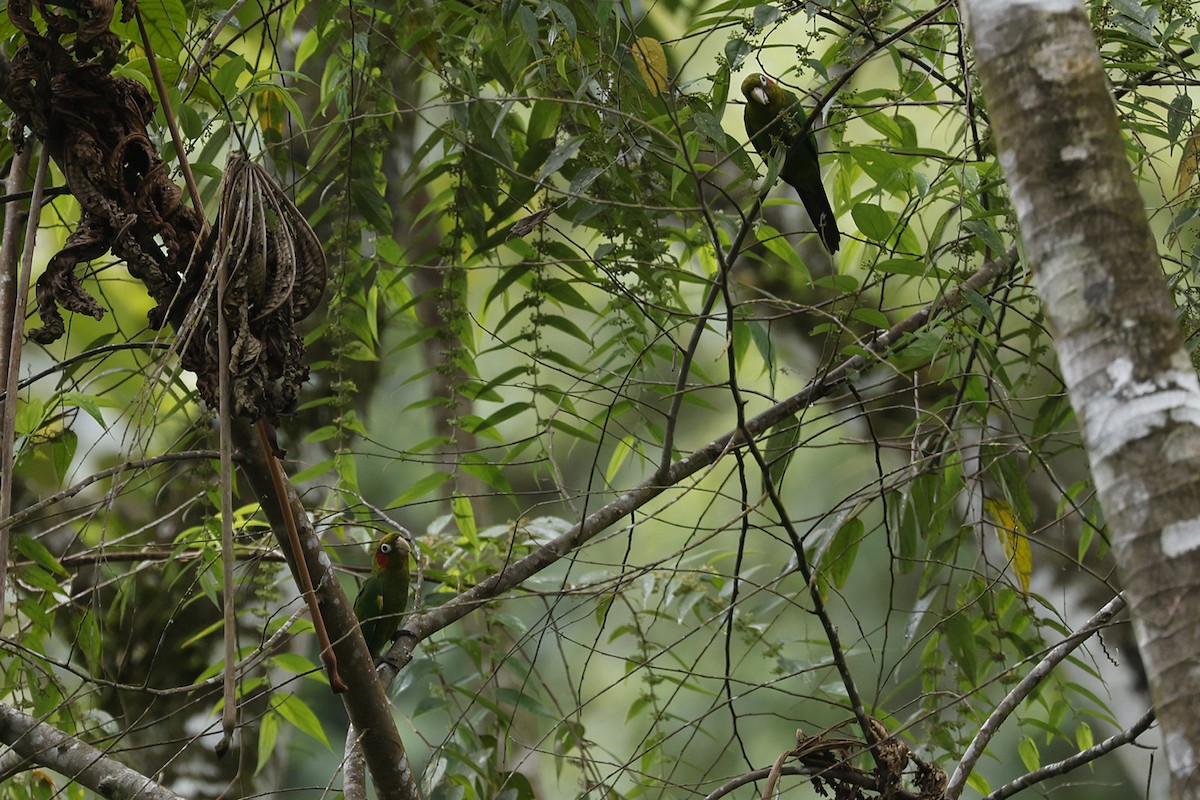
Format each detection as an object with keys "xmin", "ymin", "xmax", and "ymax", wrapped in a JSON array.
[
  {"xmin": 742, "ymin": 73, "xmax": 840, "ymax": 253},
  {"xmin": 353, "ymin": 532, "xmax": 411, "ymax": 658}
]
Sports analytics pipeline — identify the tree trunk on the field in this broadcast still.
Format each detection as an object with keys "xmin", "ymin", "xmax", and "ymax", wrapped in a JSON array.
[{"xmin": 966, "ymin": 0, "xmax": 1200, "ymax": 795}]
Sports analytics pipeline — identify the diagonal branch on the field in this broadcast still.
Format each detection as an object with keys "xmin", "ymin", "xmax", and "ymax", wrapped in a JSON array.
[
  {"xmin": 389, "ymin": 248, "xmax": 1017, "ymax": 672},
  {"xmin": 984, "ymin": 708, "xmax": 1156, "ymax": 800},
  {"xmin": 0, "ymin": 701, "xmax": 185, "ymax": 800},
  {"xmin": 234, "ymin": 417, "xmax": 418, "ymax": 800},
  {"xmin": 945, "ymin": 593, "xmax": 1128, "ymax": 800}
]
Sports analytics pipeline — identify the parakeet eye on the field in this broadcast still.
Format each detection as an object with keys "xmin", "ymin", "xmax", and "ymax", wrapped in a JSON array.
[{"xmin": 380, "ymin": 542, "xmax": 392, "ymax": 554}]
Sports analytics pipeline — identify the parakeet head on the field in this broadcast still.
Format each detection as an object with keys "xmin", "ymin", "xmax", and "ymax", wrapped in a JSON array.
[
  {"xmin": 372, "ymin": 532, "xmax": 410, "ymax": 574},
  {"xmin": 742, "ymin": 73, "xmax": 780, "ymax": 108}
]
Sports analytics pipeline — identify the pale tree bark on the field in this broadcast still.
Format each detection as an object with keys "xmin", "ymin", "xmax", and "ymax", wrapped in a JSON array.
[
  {"xmin": 965, "ymin": 0, "xmax": 1200, "ymax": 796},
  {"xmin": 0, "ymin": 702, "xmax": 185, "ymax": 800}
]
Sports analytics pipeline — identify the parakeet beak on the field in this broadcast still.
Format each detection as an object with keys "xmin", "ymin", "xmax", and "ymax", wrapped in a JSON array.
[{"xmin": 749, "ymin": 86, "xmax": 769, "ymax": 106}]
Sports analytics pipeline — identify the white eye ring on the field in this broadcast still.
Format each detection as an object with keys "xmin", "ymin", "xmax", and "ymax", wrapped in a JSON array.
[{"xmin": 380, "ymin": 543, "xmax": 392, "ymax": 554}]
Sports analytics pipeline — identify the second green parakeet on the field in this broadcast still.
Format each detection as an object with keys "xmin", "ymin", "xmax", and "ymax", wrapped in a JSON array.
[
  {"xmin": 742, "ymin": 72, "xmax": 840, "ymax": 253},
  {"xmin": 353, "ymin": 532, "xmax": 411, "ymax": 658}
]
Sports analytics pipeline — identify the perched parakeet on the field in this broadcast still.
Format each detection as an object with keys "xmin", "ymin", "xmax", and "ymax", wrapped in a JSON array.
[
  {"xmin": 353, "ymin": 532, "xmax": 411, "ymax": 658},
  {"xmin": 742, "ymin": 73, "xmax": 841, "ymax": 253}
]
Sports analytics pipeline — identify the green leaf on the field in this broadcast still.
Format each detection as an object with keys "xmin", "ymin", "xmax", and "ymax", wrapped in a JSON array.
[
  {"xmin": 851, "ymin": 203, "xmax": 895, "ymax": 241},
  {"xmin": 113, "ymin": 0, "xmax": 188, "ymax": 61},
  {"xmin": 275, "ymin": 694, "xmax": 332, "ymax": 749},
  {"xmin": 14, "ymin": 535, "xmax": 68, "ymax": 576},
  {"xmin": 538, "ymin": 314, "xmax": 591, "ymax": 344},
  {"xmin": 453, "ymin": 493, "xmax": 479, "ymax": 548},
  {"xmin": 606, "ymin": 434, "xmax": 637, "ymax": 483},
  {"xmin": 271, "ymin": 653, "xmax": 322, "ymax": 678},
  {"xmin": 966, "ymin": 772, "xmax": 991, "ymax": 795},
  {"xmin": 757, "ymin": 223, "xmax": 811, "ymax": 282},
  {"xmin": 851, "ymin": 307, "xmax": 890, "ymax": 329},
  {"xmin": 14, "ymin": 397, "xmax": 46, "ymax": 436},
  {"xmin": 256, "ymin": 711, "xmax": 279, "ymax": 775},
  {"xmin": 824, "ymin": 517, "xmax": 863, "ymax": 590},
  {"xmin": 761, "ymin": 414, "xmax": 801, "ymax": 494},
  {"xmin": 466, "ymin": 402, "xmax": 533, "ymax": 435},
  {"xmin": 1018, "ymin": 735, "xmax": 1040, "ymax": 772},
  {"xmin": 76, "ymin": 610, "xmax": 102, "ymax": 667},
  {"xmin": 962, "ymin": 218, "xmax": 1006, "ymax": 255},
  {"xmin": 1076, "ymin": 721, "xmax": 1094, "ymax": 752},
  {"xmin": 943, "ymin": 613, "xmax": 977, "ymax": 683},
  {"xmin": 502, "ymin": 0, "xmax": 522, "ymax": 26},
  {"xmin": 390, "ymin": 473, "xmax": 452, "ymax": 506},
  {"xmin": 1169, "ymin": 94, "xmax": 1192, "ymax": 143},
  {"xmin": 537, "ymin": 136, "xmax": 585, "ymax": 182},
  {"xmin": 724, "ymin": 37, "xmax": 752, "ymax": 72},
  {"xmin": 752, "ymin": 4, "xmax": 781, "ymax": 30}
]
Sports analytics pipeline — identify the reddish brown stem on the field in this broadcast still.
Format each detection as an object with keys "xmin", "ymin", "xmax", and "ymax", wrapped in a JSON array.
[{"xmin": 256, "ymin": 418, "xmax": 346, "ymax": 693}]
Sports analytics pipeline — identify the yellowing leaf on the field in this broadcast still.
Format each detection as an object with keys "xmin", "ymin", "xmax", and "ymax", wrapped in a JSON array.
[
  {"xmin": 632, "ymin": 37, "xmax": 669, "ymax": 96},
  {"xmin": 983, "ymin": 497, "xmax": 1031, "ymax": 592},
  {"xmin": 256, "ymin": 86, "xmax": 287, "ymax": 137}
]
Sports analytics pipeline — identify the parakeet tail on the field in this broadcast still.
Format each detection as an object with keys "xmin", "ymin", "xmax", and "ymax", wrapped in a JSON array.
[{"xmin": 800, "ymin": 186, "xmax": 840, "ymax": 254}]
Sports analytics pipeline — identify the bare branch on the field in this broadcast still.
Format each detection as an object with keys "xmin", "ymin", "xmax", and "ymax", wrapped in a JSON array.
[
  {"xmin": 984, "ymin": 708, "xmax": 1156, "ymax": 800},
  {"xmin": 945, "ymin": 594, "xmax": 1128, "ymax": 799},
  {"xmin": 0, "ymin": 701, "xmax": 185, "ymax": 800}
]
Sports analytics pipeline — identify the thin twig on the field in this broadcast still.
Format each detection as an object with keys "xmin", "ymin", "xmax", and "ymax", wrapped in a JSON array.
[
  {"xmin": 134, "ymin": 6, "xmax": 242, "ymax": 749},
  {"xmin": 656, "ymin": 196, "xmax": 762, "ymax": 482},
  {"xmin": 135, "ymin": 7, "xmax": 206, "ymax": 216},
  {"xmin": 1, "ymin": 606, "xmax": 307, "ymax": 697},
  {"xmin": 945, "ymin": 593, "xmax": 1128, "ymax": 799},
  {"xmin": 215, "ymin": 222, "xmax": 238, "ymax": 754},
  {"xmin": 257, "ymin": 419, "xmax": 346, "ymax": 692},
  {"xmin": 182, "ymin": 0, "xmax": 251, "ymax": 87}
]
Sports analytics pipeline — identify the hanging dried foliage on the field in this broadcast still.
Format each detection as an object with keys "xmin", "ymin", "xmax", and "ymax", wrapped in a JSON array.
[
  {"xmin": 2, "ymin": 0, "xmax": 326, "ymax": 423},
  {"xmin": 4, "ymin": 0, "xmax": 207, "ymax": 347},
  {"xmin": 209, "ymin": 152, "xmax": 327, "ymax": 420}
]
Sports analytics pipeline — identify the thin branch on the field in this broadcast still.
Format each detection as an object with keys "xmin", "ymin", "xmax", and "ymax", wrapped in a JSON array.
[
  {"xmin": 343, "ymin": 724, "xmax": 368, "ymax": 800},
  {"xmin": 984, "ymin": 708, "xmax": 1156, "ymax": 800},
  {"xmin": 390, "ymin": 248, "xmax": 1017, "ymax": 668},
  {"xmin": 805, "ymin": 0, "xmax": 955, "ymax": 130},
  {"xmin": 0, "ymin": 184, "xmax": 70, "ymax": 205},
  {"xmin": 0, "ymin": 450, "xmax": 224, "ymax": 532},
  {"xmin": 135, "ymin": 7, "xmax": 206, "ymax": 216},
  {"xmin": 215, "ymin": 152, "xmax": 238, "ymax": 757},
  {"xmin": 182, "ymin": 0, "xmax": 251, "ymax": 87},
  {"xmin": 739, "ymin": 429, "xmax": 879, "ymax": 756},
  {"xmin": 0, "ymin": 700, "xmax": 186, "ymax": 800},
  {"xmin": 945, "ymin": 593, "xmax": 1128, "ymax": 799},
  {"xmin": 1, "ymin": 341, "xmax": 172, "ymax": 400},
  {"xmin": 0, "ymin": 147, "xmax": 32, "ymax": 632},
  {"xmin": 256, "ymin": 419, "xmax": 345, "ymax": 692},
  {"xmin": 655, "ymin": 173, "xmax": 763, "ymax": 482},
  {"xmin": 0, "ymin": 150, "xmax": 45, "ymax": 628}
]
